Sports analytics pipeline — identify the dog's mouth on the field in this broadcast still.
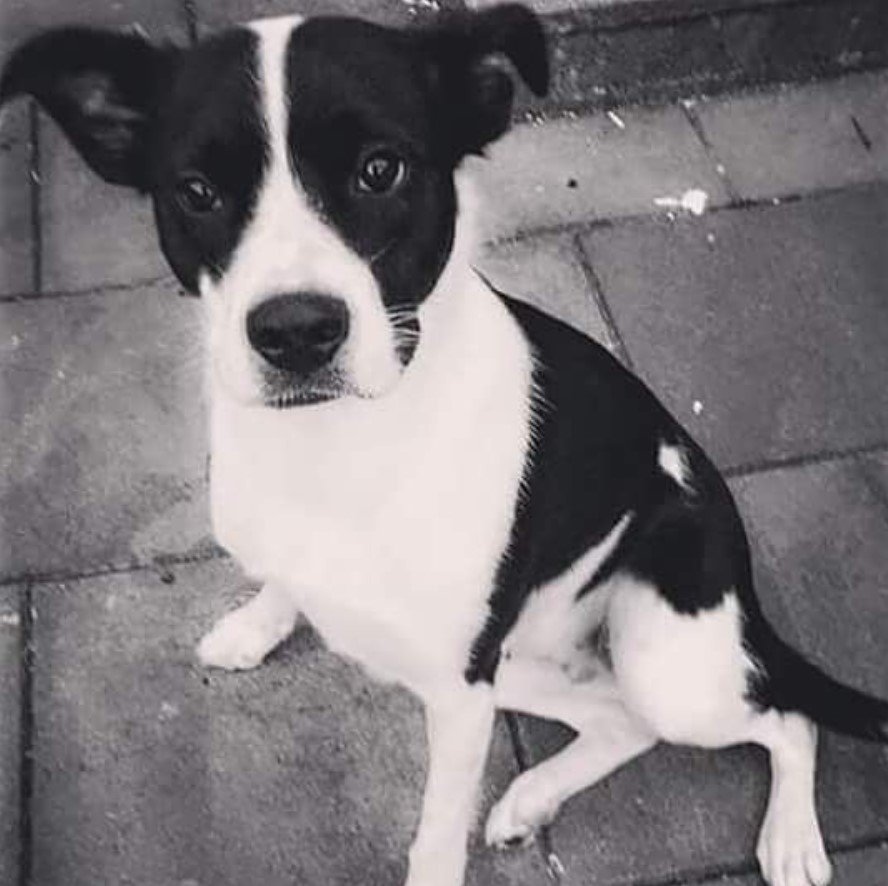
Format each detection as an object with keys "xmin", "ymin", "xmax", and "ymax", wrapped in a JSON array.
[
  {"xmin": 260, "ymin": 364, "xmax": 354, "ymax": 409},
  {"xmin": 268, "ymin": 389, "xmax": 337, "ymax": 408}
]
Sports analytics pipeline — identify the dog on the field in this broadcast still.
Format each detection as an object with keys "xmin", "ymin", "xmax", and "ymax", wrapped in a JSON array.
[{"xmin": 3, "ymin": 6, "xmax": 886, "ymax": 886}]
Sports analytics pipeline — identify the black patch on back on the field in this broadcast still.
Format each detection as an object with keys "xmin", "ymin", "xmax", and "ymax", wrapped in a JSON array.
[
  {"xmin": 150, "ymin": 29, "xmax": 266, "ymax": 292},
  {"xmin": 465, "ymin": 292, "xmax": 751, "ymax": 684}
]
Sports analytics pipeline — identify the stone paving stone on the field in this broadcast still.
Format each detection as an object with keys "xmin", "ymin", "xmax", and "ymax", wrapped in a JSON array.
[
  {"xmin": 731, "ymin": 454, "xmax": 888, "ymax": 709},
  {"xmin": 477, "ymin": 235, "xmax": 614, "ymax": 348},
  {"xmin": 472, "ymin": 105, "xmax": 728, "ymax": 240},
  {"xmin": 0, "ymin": 100, "xmax": 32, "ymax": 297},
  {"xmin": 693, "ymin": 843, "xmax": 888, "ymax": 886},
  {"xmin": 0, "ymin": 587, "xmax": 21, "ymax": 886},
  {"xmin": 521, "ymin": 455, "xmax": 888, "ymax": 885},
  {"xmin": 693, "ymin": 72, "xmax": 887, "ymax": 201},
  {"xmin": 580, "ymin": 185, "xmax": 888, "ymax": 471},
  {"xmin": 192, "ymin": 0, "xmax": 454, "ymax": 33},
  {"xmin": 40, "ymin": 117, "xmax": 168, "ymax": 294},
  {"xmin": 30, "ymin": 559, "xmax": 550, "ymax": 886},
  {"xmin": 0, "ymin": 282, "xmax": 210, "ymax": 581},
  {"xmin": 833, "ymin": 70, "xmax": 888, "ymax": 180}
]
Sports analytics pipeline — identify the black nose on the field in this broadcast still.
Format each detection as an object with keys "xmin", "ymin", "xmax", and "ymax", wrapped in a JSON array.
[{"xmin": 246, "ymin": 292, "xmax": 349, "ymax": 374}]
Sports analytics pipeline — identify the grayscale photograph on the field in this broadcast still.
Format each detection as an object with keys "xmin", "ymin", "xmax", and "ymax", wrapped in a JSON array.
[{"xmin": 0, "ymin": 1, "xmax": 886, "ymax": 885}]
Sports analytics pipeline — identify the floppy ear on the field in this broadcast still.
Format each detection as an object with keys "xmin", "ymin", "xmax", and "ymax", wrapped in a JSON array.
[
  {"xmin": 421, "ymin": 4, "xmax": 549, "ymax": 160},
  {"xmin": 0, "ymin": 28, "xmax": 175, "ymax": 189}
]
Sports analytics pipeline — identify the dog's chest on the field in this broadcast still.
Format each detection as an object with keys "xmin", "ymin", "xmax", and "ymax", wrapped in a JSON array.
[{"xmin": 209, "ymin": 292, "xmax": 535, "ymax": 687}]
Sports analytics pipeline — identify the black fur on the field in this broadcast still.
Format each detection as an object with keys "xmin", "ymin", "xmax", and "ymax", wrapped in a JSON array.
[
  {"xmin": 466, "ymin": 293, "xmax": 740, "ymax": 682},
  {"xmin": 467, "ymin": 292, "xmax": 888, "ymax": 746}
]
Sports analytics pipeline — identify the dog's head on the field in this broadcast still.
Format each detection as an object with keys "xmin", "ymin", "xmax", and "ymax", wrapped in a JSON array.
[{"xmin": 1, "ymin": 7, "xmax": 547, "ymax": 407}]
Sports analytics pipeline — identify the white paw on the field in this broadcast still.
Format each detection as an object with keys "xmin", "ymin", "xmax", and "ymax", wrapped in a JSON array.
[
  {"xmin": 485, "ymin": 772, "xmax": 560, "ymax": 850},
  {"xmin": 197, "ymin": 608, "xmax": 282, "ymax": 671},
  {"xmin": 757, "ymin": 803, "xmax": 833, "ymax": 886}
]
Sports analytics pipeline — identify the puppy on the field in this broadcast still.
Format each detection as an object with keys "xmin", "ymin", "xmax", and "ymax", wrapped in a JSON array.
[{"xmin": 3, "ymin": 6, "xmax": 886, "ymax": 886}]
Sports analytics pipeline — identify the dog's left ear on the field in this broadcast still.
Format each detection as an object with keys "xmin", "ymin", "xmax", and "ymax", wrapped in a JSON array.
[
  {"xmin": 420, "ymin": 4, "xmax": 549, "ymax": 160},
  {"xmin": 0, "ymin": 28, "xmax": 175, "ymax": 189}
]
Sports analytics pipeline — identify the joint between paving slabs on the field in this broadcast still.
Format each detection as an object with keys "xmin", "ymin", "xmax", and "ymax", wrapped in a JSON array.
[
  {"xmin": 0, "ymin": 274, "xmax": 178, "ymax": 305},
  {"xmin": 723, "ymin": 439, "xmax": 888, "ymax": 481},
  {"xmin": 571, "ymin": 232, "xmax": 634, "ymax": 370},
  {"xmin": 487, "ymin": 174, "xmax": 887, "ymax": 254},
  {"xmin": 679, "ymin": 99, "xmax": 742, "ymax": 204},
  {"xmin": 0, "ymin": 546, "xmax": 229, "ymax": 594},
  {"xmin": 179, "ymin": 0, "xmax": 199, "ymax": 45},
  {"xmin": 501, "ymin": 712, "xmax": 564, "ymax": 882},
  {"xmin": 17, "ymin": 583, "xmax": 34, "ymax": 886},
  {"xmin": 27, "ymin": 101, "xmax": 42, "ymax": 297}
]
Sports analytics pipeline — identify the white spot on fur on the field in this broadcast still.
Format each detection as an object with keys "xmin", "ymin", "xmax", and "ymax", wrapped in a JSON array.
[{"xmin": 658, "ymin": 441, "xmax": 693, "ymax": 491}]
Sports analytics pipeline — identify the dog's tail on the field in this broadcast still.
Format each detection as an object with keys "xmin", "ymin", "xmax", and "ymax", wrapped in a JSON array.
[{"xmin": 750, "ymin": 617, "xmax": 888, "ymax": 742}]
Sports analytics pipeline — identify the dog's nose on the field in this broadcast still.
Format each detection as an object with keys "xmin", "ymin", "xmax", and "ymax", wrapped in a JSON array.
[{"xmin": 246, "ymin": 292, "xmax": 349, "ymax": 374}]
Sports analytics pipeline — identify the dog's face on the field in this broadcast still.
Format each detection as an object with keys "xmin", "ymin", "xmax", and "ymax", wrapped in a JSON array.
[{"xmin": 1, "ymin": 7, "xmax": 547, "ymax": 407}]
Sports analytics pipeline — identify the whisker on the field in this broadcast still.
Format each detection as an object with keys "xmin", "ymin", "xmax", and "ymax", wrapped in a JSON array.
[{"xmin": 370, "ymin": 238, "xmax": 397, "ymax": 266}]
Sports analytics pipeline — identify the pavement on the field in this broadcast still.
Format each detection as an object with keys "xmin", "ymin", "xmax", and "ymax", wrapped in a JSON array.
[{"xmin": 1, "ymin": 1, "xmax": 888, "ymax": 885}]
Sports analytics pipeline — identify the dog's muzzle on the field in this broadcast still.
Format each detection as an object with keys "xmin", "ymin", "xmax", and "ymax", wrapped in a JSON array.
[{"xmin": 246, "ymin": 292, "xmax": 349, "ymax": 375}]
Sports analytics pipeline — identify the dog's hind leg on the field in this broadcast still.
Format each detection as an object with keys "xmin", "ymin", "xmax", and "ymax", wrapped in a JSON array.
[
  {"xmin": 198, "ymin": 580, "xmax": 301, "ymax": 670},
  {"xmin": 486, "ymin": 655, "xmax": 657, "ymax": 847},
  {"xmin": 749, "ymin": 712, "xmax": 832, "ymax": 886},
  {"xmin": 608, "ymin": 577, "xmax": 832, "ymax": 886}
]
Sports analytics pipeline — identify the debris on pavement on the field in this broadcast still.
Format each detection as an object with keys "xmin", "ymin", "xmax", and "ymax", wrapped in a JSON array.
[
  {"xmin": 606, "ymin": 110, "xmax": 626, "ymax": 130},
  {"xmin": 654, "ymin": 188, "xmax": 709, "ymax": 216}
]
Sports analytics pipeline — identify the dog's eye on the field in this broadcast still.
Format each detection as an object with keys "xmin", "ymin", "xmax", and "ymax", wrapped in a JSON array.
[
  {"xmin": 355, "ymin": 150, "xmax": 406, "ymax": 195},
  {"xmin": 176, "ymin": 174, "xmax": 223, "ymax": 214}
]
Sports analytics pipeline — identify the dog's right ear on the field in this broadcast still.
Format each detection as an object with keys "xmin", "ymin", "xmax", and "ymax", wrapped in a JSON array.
[{"xmin": 0, "ymin": 28, "xmax": 176, "ymax": 189}]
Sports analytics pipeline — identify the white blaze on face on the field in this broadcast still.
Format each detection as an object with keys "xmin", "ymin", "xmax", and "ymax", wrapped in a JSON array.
[{"xmin": 202, "ymin": 15, "xmax": 403, "ymax": 405}]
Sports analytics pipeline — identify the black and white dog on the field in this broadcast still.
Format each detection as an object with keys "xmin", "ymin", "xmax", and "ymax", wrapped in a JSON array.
[{"xmin": 3, "ymin": 6, "xmax": 886, "ymax": 886}]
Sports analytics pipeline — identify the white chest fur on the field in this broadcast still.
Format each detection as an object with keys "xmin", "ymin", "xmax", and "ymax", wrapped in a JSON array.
[{"xmin": 208, "ymin": 276, "xmax": 535, "ymax": 692}]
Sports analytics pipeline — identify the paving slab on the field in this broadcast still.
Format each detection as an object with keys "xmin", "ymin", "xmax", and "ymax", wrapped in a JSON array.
[
  {"xmin": 580, "ymin": 185, "xmax": 888, "ymax": 471},
  {"xmin": 693, "ymin": 71, "xmax": 888, "ymax": 201},
  {"xmin": 0, "ymin": 586, "xmax": 21, "ymax": 886},
  {"xmin": 521, "ymin": 454, "xmax": 888, "ymax": 885},
  {"xmin": 0, "ymin": 100, "xmax": 32, "ymax": 296},
  {"xmin": 473, "ymin": 105, "xmax": 728, "ymax": 240},
  {"xmin": 693, "ymin": 842, "xmax": 888, "ymax": 886},
  {"xmin": 0, "ymin": 282, "xmax": 210, "ymax": 581},
  {"xmin": 40, "ymin": 117, "xmax": 168, "ymax": 294},
  {"xmin": 30, "ymin": 559, "xmax": 549, "ymax": 886},
  {"xmin": 477, "ymin": 234, "xmax": 614, "ymax": 348}
]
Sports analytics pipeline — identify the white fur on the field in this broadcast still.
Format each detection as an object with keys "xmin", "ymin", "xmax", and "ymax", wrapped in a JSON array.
[
  {"xmin": 752, "ymin": 713, "xmax": 832, "ymax": 886},
  {"xmin": 608, "ymin": 579, "xmax": 761, "ymax": 746},
  {"xmin": 503, "ymin": 512, "xmax": 631, "ymax": 672},
  {"xmin": 198, "ymin": 580, "xmax": 301, "ymax": 670},
  {"xmin": 658, "ymin": 441, "xmax": 692, "ymax": 491},
  {"xmin": 488, "ymin": 659, "xmax": 655, "ymax": 847}
]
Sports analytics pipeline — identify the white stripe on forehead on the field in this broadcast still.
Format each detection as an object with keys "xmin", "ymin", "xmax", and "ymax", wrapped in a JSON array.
[{"xmin": 249, "ymin": 15, "xmax": 304, "ymax": 162}]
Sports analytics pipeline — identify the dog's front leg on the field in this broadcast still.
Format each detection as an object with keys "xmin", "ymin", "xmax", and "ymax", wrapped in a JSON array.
[
  {"xmin": 198, "ymin": 580, "xmax": 300, "ymax": 671},
  {"xmin": 406, "ymin": 683, "xmax": 495, "ymax": 886}
]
